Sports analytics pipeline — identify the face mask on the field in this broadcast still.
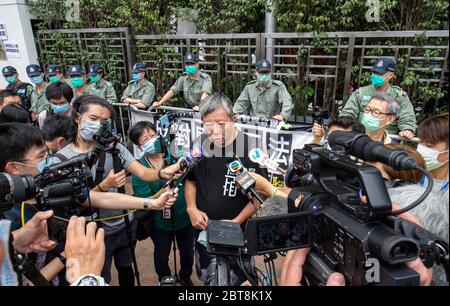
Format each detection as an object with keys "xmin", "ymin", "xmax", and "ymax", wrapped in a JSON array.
[
  {"xmin": 417, "ymin": 144, "xmax": 449, "ymax": 171},
  {"xmin": 361, "ymin": 113, "xmax": 382, "ymax": 133},
  {"xmin": 257, "ymin": 74, "xmax": 271, "ymax": 86},
  {"xmin": 79, "ymin": 120, "xmax": 101, "ymax": 141},
  {"xmin": 142, "ymin": 136, "xmax": 163, "ymax": 155},
  {"xmin": 371, "ymin": 74, "xmax": 385, "ymax": 88},
  {"xmin": 49, "ymin": 76, "xmax": 60, "ymax": 83},
  {"xmin": 90, "ymin": 75, "xmax": 101, "ymax": 83},
  {"xmin": 185, "ymin": 66, "xmax": 197, "ymax": 75},
  {"xmin": 13, "ymin": 156, "xmax": 53, "ymax": 174},
  {"xmin": 51, "ymin": 103, "xmax": 70, "ymax": 114},
  {"xmin": 5, "ymin": 76, "xmax": 17, "ymax": 85},
  {"xmin": 71, "ymin": 77, "xmax": 84, "ymax": 88},
  {"xmin": 132, "ymin": 73, "xmax": 141, "ymax": 81},
  {"xmin": 31, "ymin": 76, "xmax": 43, "ymax": 85}
]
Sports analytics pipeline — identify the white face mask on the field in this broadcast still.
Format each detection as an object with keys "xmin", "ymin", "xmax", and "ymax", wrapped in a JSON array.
[{"xmin": 417, "ymin": 144, "xmax": 449, "ymax": 171}]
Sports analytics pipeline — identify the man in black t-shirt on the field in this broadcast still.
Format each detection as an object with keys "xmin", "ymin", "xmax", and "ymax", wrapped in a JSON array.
[{"xmin": 185, "ymin": 93, "xmax": 267, "ymax": 285}]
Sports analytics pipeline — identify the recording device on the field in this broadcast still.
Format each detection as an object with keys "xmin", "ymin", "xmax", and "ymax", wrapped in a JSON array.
[
  {"xmin": 282, "ymin": 132, "xmax": 448, "ymax": 285},
  {"xmin": 248, "ymin": 148, "xmax": 286, "ymax": 175},
  {"xmin": 311, "ymin": 106, "xmax": 329, "ymax": 125},
  {"xmin": 1, "ymin": 154, "xmax": 94, "ymax": 243}
]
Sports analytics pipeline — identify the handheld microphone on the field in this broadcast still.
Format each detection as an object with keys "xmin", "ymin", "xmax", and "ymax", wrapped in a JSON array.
[
  {"xmin": 228, "ymin": 158, "xmax": 265, "ymax": 206},
  {"xmin": 162, "ymin": 146, "xmax": 204, "ymax": 219},
  {"xmin": 249, "ymin": 148, "xmax": 286, "ymax": 175},
  {"xmin": 328, "ymin": 131, "xmax": 418, "ymax": 170}
]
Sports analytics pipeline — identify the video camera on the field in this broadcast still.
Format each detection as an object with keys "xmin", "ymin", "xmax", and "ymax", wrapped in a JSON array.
[
  {"xmin": 0, "ymin": 154, "xmax": 94, "ymax": 242},
  {"xmin": 282, "ymin": 131, "xmax": 449, "ymax": 285}
]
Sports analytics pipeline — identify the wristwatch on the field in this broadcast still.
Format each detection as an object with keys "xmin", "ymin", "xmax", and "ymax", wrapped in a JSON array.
[
  {"xmin": 72, "ymin": 274, "xmax": 105, "ymax": 286},
  {"xmin": 143, "ymin": 197, "xmax": 150, "ymax": 209}
]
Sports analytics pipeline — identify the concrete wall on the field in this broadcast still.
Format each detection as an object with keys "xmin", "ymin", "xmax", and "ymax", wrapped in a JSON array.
[{"xmin": 0, "ymin": 0, "xmax": 39, "ymax": 88}]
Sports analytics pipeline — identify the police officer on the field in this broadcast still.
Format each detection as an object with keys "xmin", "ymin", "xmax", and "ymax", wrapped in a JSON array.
[
  {"xmin": 2, "ymin": 66, "xmax": 34, "ymax": 111},
  {"xmin": 152, "ymin": 53, "xmax": 212, "ymax": 111},
  {"xmin": 46, "ymin": 64, "xmax": 66, "ymax": 84},
  {"xmin": 340, "ymin": 57, "xmax": 417, "ymax": 139},
  {"xmin": 87, "ymin": 64, "xmax": 117, "ymax": 104},
  {"xmin": 68, "ymin": 65, "xmax": 90, "ymax": 100},
  {"xmin": 27, "ymin": 64, "xmax": 50, "ymax": 120},
  {"xmin": 233, "ymin": 59, "xmax": 293, "ymax": 121},
  {"xmin": 121, "ymin": 62, "xmax": 155, "ymax": 110}
]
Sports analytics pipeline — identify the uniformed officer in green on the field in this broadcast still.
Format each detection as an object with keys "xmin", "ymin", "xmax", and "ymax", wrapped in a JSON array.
[
  {"xmin": 68, "ymin": 65, "xmax": 90, "ymax": 100},
  {"xmin": 87, "ymin": 64, "xmax": 117, "ymax": 104},
  {"xmin": 152, "ymin": 53, "xmax": 212, "ymax": 111},
  {"xmin": 233, "ymin": 59, "xmax": 293, "ymax": 121},
  {"xmin": 46, "ymin": 64, "xmax": 66, "ymax": 84},
  {"xmin": 26, "ymin": 64, "xmax": 50, "ymax": 121},
  {"xmin": 340, "ymin": 57, "xmax": 417, "ymax": 139},
  {"xmin": 121, "ymin": 62, "xmax": 155, "ymax": 110},
  {"xmin": 2, "ymin": 65, "xmax": 34, "ymax": 111}
]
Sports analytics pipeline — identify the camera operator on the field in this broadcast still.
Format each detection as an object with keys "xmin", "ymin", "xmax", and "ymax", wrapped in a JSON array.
[
  {"xmin": 52, "ymin": 94, "xmax": 183, "ymax": 285},
  {"xmin": 388, "ymin": 113, "xmax": 449, "ymax": 286},
  {"xmin": 184, "ymin": 93, "xmax": 268, "ymax": 286},
  {"xmin": 129, "ymin": 121, "xmax": 195, "ymax": 286},
  {"xmin": 42, "ymin": 114, "xmax": 77, "ymax": 154},
  {"xmin": 311, "ymin": 116, "xmax": 365, "ymax": 146}
]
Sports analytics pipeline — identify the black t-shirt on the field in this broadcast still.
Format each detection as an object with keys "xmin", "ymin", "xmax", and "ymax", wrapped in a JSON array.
[{"xmin": 186, "ymin": 132, "xmax": 267, "ymax": 221}]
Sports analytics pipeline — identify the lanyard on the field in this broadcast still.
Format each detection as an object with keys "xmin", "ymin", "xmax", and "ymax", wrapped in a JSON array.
[{"xmin": 420, "ymin": 176, "xmax": 449, "ymax": 193}]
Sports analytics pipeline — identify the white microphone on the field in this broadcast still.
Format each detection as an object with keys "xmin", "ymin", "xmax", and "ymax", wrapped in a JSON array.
[{"xmin": 249, "ymin": 148, "xmax": 286, "ymax": 176}]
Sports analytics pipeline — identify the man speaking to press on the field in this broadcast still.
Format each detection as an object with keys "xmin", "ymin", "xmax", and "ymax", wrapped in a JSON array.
[{"xmin": 184, "ymin": 93, "xmax": 268, "ymax": 286}]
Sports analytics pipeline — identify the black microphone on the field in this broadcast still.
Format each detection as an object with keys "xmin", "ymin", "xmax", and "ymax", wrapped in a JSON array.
[{"xmin": 328, "ymin": 131, "xmax": 418, "ymax": 170}]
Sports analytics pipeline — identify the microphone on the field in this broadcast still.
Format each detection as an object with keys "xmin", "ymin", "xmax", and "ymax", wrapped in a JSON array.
[
  {"xmin": 328, "ymin": 131, "xmax": 418, "ymax": 170},
  {"xmin": 249, "ymin": 148, "xmax": 286, "ymax": 175},
  {"xmin": 228, "ymin": 158, "xmax": 265, "ymax": 206},
  {"xmin": 162, "ymin": 146, "xmax": 204, "ymax": 219}
]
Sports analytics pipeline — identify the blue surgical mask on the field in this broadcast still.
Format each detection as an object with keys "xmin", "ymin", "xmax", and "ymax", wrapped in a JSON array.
[
  {"xmin": 132, "ymin": 73, "xmax": 141, "ymax": 81},
  {"xmin": 31, "ymin": 76, "xmax": 43, "ymax": 85},
  {"xmin": 79, "ymin": 120, "xmax": 101, "ymax": 141},
  {"xmin": 13, "ymin": 155, "xmax": 53, "ymax": 174},
  {"xmin": 5, "ymin": 76, "xmax": 17, "ymax": 85},
  {"xmin": 361, "ymin": 113, "xmax": 382, "ymax": 132},
  {"xmin": 51, "ymin": 103, "xmax": 70, "ymax": 114},
  {"xmin": 142, "ymin": 136, "xmax": 162, "ymax": 155},
  {"xmin": 371, "ymin": 74, "xmax": 385, "ymax": 88},
  {"xmin": 185, "ymin": 66, "xmax": 198, "ymax": 75}
]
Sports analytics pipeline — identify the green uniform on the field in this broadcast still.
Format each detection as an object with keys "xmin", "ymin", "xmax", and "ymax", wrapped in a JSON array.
[
  {"xmin": 121, "ymin": 79, "xmax": 155, "ymax": 107},
  {"xmin": 340, "ymin": 84, "xmax": 417, "ymax": 134},
  {"xmin": 170, "ymin": 72, "xmax": 213, "ymax": 107},
  {"xmin": 87, "ymin": 79, "xmax": 117, "ymax": 104},
  {"xmin": 233, "ymin": 80, "xmax": 293, "ymax": 120},
  {"xmin": 72, "ymin": 85, "xmax": 91, "ymax": 100},
  {"xmin": 132, "ymin": 156, "xmax": 190, "ymax": 231},
  {"xmin": 30, "ymin": 83, "xmax": 50, "ymax": 114}
]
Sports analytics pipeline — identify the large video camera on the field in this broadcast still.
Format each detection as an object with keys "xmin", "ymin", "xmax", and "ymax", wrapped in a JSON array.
[
  {"xmin": 282, "ymin": 131, "xmax": 449, "ymax": 286},
  {"xmin": 1, "ymin": 154, "xmax": 94, "ymax": 242}
]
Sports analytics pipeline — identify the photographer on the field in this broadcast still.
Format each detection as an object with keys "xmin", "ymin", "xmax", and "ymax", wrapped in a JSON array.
[
  {"xmin": 311, "ymin": 116, "xmax": 365, "ymax": 146},
  {"xmin": 388, "ymin": 113, "xmax": 449, "ymax": 286},
  {"xmin": 184, "ymin": 93, "xmax": 268, "ymax": 286},
  {"xmin": 129, "ymin": 121, "xmax": 194, "ymax": 286},
  {"xmin": 42, "ymin": 114, "xmax": 77, "ymax": 154},
  {"xmin": 53, "ymin": 94, "xmax": 182, "ymax": 285}
]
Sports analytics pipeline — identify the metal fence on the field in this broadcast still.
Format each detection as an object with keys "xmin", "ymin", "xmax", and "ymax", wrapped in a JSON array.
[{"xmin": 35, "ymin": 29, "xmax": 449, "ymax": 122}]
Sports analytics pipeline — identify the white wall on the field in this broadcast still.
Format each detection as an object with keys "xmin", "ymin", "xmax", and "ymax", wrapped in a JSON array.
[{"xmin": 0, "ymin": 0, "xmax": 39, "ymax": 88}]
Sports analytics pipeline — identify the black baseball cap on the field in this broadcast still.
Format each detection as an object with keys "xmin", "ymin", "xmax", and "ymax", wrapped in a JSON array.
[
  {"xmin": 68, "ymin": 65, "xmax": 85, "ymax": 77},
  {"xmin": 88, "ymin": 64, "xmax": 104, "ymax": 77},
  {"xmin": 255, "ymin": 59, "xmax": 271, "ymax": 73},
  {"xmin": 372, "ymin": 58, "xmax": 396, "ymax": 75},
  {"xmin": 2, "ymin": 66, "xmax": 17, "ymax": 76},
  {"xmin": 46, "ymin": 65, "xmax": 63, "ymax": 76},
  {"xmin": 184, "ymin": 53, "xmax": 198, "ymax": 65},
  {"xmin": 131, "ymin": 62, "xmax": 146, "ymax": 74},
  {"xmin": 26, "ymin": 64, "xmax": 42, "ymax": 77}
]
